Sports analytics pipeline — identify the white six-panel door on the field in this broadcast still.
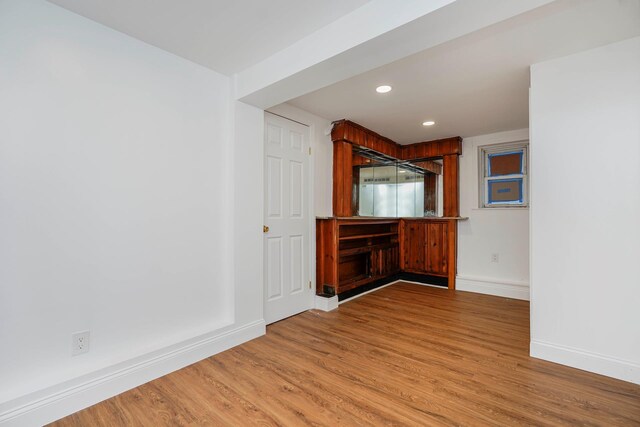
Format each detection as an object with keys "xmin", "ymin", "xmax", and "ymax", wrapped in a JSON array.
[{"xmin": 264, "ymin": 113, "xmax": 311, "ymax": 324}]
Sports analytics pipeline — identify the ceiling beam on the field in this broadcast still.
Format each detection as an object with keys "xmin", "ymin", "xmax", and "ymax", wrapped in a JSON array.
[{"xmin": 235, "ymin": 0, "xmax": 555, "ymax": 109}]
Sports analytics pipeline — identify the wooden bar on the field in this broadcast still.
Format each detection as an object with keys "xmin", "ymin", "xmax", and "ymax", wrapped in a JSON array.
[
  {"xmin": 324, "ymin": 120, "xmax": 464, "ymax": 295},
  {"xmin": 317, "ymin": 217, "xmax": 462, "ymax": 295}
]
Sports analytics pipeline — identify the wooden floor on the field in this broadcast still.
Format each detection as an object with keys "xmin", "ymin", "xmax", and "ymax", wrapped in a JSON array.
[{"xmin": 52, "ymin": 283, "xmax": 640, "ymax": 426}]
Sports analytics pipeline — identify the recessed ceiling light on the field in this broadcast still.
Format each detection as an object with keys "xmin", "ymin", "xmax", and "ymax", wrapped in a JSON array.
[
  {"xmin": 376, "ymin": 85, "xmax": 392, "ymax": 93},
  {"xmin": 422, "ymin": 121, "xmax": 435, "ymax": 126},
  {"xmin": 398, "ymin": 170, "xmax": 406, "ymax": 173}
]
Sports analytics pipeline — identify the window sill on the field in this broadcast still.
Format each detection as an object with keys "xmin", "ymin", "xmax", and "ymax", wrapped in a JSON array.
[{"xmin": 471, "ymin": 207, "xmax": 529, "ymax": 211}]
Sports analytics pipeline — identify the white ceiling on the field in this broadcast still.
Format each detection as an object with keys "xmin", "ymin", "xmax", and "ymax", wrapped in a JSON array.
[
  {"xmin": 47, "ymin": 0, "xmax": 640, "ymax": 142},
  {"xmin": 48, "ymin": 0, "xmax": 370, "ymax": 75},
  {"xmin": 289, "ymin": 0, "xmax": 640, "ymax": 143}
]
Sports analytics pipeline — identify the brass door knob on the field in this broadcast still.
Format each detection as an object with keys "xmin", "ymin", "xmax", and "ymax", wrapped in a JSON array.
[{"xmin": 263, "ymin": 225, "xmax": 270, "ymax": 233}]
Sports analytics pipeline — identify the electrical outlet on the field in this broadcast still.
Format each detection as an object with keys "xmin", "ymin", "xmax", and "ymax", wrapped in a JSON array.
[
  {"xmin": 72, "ymin": 331, "xmax": 90, "ymax": 356},
  {"xmin": 491, "ymin": 253, "xmax": 499, "ymax": 263}
]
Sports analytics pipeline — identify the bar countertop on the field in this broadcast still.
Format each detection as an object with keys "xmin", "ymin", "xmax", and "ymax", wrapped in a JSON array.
[{"xmin": 315, "ymin": 216, "xmax": 468, "ymax": 221}]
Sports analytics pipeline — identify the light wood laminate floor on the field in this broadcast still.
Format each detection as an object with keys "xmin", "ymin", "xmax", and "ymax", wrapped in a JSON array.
[{"xmin": 51, "ymin": 283, "xmax": 640, "ymax": 426}]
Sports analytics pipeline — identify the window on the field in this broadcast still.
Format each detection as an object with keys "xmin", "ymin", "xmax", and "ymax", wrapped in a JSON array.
[{"xmin": 479, "ymin": 142, "xmax": 528, "ymax": 208}]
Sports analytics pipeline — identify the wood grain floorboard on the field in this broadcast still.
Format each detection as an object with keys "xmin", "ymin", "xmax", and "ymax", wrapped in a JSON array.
[{"xmin": 50, "ymin": 283, "xmax": 640, "ymax": 426}]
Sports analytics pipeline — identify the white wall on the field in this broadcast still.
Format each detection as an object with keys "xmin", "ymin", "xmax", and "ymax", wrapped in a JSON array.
[
  {"xmin": 232, "ymin": 101, "xmax": 265, "ymax": 327},
  {"xmin": 457, "ymin": 129, "xmax": 530, "ymax": 300},
  {"xmin": 530, "ymin": 36, "xmax": 640, "ymax": 384},
  {"xmin": 0, "ymin": 1, "xmax": 264, "ymax": 424}
]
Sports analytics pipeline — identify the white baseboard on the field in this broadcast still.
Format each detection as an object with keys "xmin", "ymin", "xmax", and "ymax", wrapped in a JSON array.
[
  {"xmin": 530, "ymin": 339, "xmax": 640, "ymax": 385},
  {"xmin": 456, "ymin": 275, "xmax": 529, "ymax": 300},
  {"xmin": 314, "ymin": 295, "xmax": 338, "ymax": 311},
  {"xmin": 0, "ymin": 320, "xmax": 266, "ymax": 427}
]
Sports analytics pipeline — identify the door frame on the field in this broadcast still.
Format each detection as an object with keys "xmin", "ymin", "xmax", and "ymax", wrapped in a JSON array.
[{"xmin": 264, "ymin": 110, "xmax": 316, "ymax": 318}]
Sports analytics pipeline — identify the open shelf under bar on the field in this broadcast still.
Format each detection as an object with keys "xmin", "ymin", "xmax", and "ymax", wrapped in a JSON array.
[{"xmin": 338, "ymin": 232, "xmax": 397, "ymax": 241}]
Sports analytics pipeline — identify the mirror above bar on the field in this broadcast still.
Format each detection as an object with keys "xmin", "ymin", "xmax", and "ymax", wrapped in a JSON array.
[
  {"xmin": 353, "ymin": 147, "xmax": 444, "ymax": 217},
  {"xmin": 331, "ymin": 119, "xmax": 463, "ymax": 218}
]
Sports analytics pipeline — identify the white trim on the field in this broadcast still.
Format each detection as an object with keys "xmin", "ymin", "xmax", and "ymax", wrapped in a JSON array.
[
  {"xmin": 470, "ymin": 207, "xmax": 529, "ymax": 211},
  {"xmin": 530, "ymin": 339, "xmax": 640, "ymax": 385},
  {"xmin": 0, "ymin": 320, "xmax": 266, "ymax": 427},
  {"xmin": 264, "ymin": 110, "xmax": 309, "ymax": 127},
  {"xmin": 263, "ymin": 107, "xmax": 318, "ymax": 314},
  {"xmin": 314, "ymin": 295, "xmax": 339, "ymax": 312},
  {"xmin": 262, "ymin": 112, "xmax": 314, "ymax": 324},
  {"xmin": 307, "ymin": 122, "xmax": 318, "ymax": 310},
  {"xmin": 391, "ymin": 279, "xmax": 448, "ymax": 290},
  {"xmin": 456, "ymin": 275, "xmax": 529, "ymax": 300}
]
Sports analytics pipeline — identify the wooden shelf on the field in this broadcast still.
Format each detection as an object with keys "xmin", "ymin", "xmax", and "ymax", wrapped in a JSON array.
[
  {"xmin": 316, "ymin": 218, "xmax": 401, "ymax": 296},
  {"xmin": 317, "ymin": 217, "xmax": 457, "ymax": 295},
  {"xmin": 339, "ymin": 243, "xmax": 397, "ymax": 257},
  {"xmin": 339, "ymin": 232, "xmax": 397, "ymax": 241},
  {"xmin": 338, "ymin": 273, "xmax": 370, "ymax": 286}
]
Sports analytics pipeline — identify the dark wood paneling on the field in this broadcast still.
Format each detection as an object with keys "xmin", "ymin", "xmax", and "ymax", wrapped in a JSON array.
[
  {"xmin": 426, "ymin": 222, "xmax": 447, "ymax": 275},
  {"xmin": 317, "ymin": 218, "xmax": 401, "ymax": 295},
  {"xmin": 412, "ymin": 160, "xmax": 443, "ymax": 175},
  {"xmin": 424, "ymin": 173, "xmax": 437, "ymax": 213},
  {"xmin": 332, "ymin": 141, "xmax": 353, "ymax": 217},
  {"xmin": 398, "ymin": 219, "xmax": 406, "ymax": 269},
  {"xmin": 339, "ymin": 254, "xmax": 369, "ymax": 284},
  {"xmin": 400, "ymin": 219, "xmax": 457, "ymax": 287},
  {"xmin": 447, "ymin": 220, "xmax": 457, "ymax": 290},
  {"xmin": 381, "ymin": 246, "xmax": 399, "ymax": 276},
  {"xmin": 332, "ymin": 120, "xmax": 402, "ymax": 158},
  {"xmin": 400, "ymin": 136, "xmax": 462, "ymax": 160},
  {"xmin": 443, "ymin": 154, "xmax": 459, "ymax": 217},
  {"xmin": 332, "ymin": 120, "xmax": 461, "ymax": 160},
  {"xmin": 316, "ymin": 219, "xmax": 338, "ymax": 294},
  {"xmin": 403, "ymin": 221, "xmax": 425, "ymax": 272},
  {"xmin": 352, "ymin": 153, "xmax": 373, "ymax": 166},
  {"xmin": 351, "ymin": 166, "xmax": 360, "ymax": 216}
]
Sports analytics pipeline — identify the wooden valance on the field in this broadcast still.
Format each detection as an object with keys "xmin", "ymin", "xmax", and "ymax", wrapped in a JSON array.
[{"xmin": 331, "ymin": 119, "xmax": 462, "ymax": 160}]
